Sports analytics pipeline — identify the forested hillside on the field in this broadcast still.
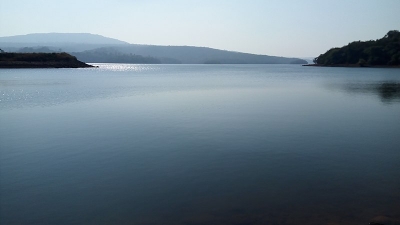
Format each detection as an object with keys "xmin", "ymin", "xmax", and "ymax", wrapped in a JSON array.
[{"xmin": 314, "ymin": 30, "xmax": 400, "ymax": 66}]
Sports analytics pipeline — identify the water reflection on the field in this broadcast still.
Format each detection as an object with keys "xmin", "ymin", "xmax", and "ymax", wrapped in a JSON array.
[
  {"xmin": 377, "ymin": 82, "xmax": 400, "ymax": 101},
  {"xmin": 336, "ymin": 82, "xmax": 400, "ymax": 103}
]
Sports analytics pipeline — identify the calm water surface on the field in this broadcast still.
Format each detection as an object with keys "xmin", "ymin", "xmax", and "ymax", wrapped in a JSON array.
[{"xmin": 1, "ymin": 64, "xmax": 399, "ymax": 225}]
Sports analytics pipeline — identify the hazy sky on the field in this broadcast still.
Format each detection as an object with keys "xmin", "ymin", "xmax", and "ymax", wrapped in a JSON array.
[{"xmin": 1, "ymin": 0, "xmax": 399, "ymax": 57}]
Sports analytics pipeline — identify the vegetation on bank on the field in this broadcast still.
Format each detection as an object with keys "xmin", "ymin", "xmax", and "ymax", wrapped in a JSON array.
[
  {"xmin": 313, "ymin": 30, "xmax": 400, "ymax": 67},
  {"xmin": 0, "ymin": 52, "xmax": 93, "ymax": 68}
]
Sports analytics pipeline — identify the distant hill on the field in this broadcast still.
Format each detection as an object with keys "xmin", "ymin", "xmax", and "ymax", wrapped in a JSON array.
[
  {"xmin": 0, "ymin": 33, "xmax": 128, "ymax": 45},
  {"xmin": 111, "ymin": 45, "xmax": 307, "ymax": 64},
  {"xmin": 0, "ymin": 33, "xmax": 129, "ymax": 52},
  {"xmin": 71, "ymin": 47, "xmax": 161, "ymax": 64},
  {"xmin": 313, "ymin": 30, "xmax": 400, "ymax": 67},
  {"xmin": 0, "ymin": 32, "xmax": 307, "ymax": 64},
  {"xmin": 67, "ymin": 45, "xmax": 307, "ymax": 64}
]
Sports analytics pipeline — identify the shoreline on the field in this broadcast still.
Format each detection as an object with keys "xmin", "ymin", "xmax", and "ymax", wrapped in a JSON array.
[
  {"xmin": 0, "ymin": 53, "xmax": 94, "ymax": 69},
  {"xmin": 0, "ymin": 61, "xmax": 94, "ymax": 68},
  {"xmin": 303, "ymin": 64, "xmax": 400, "ymax": 68}
]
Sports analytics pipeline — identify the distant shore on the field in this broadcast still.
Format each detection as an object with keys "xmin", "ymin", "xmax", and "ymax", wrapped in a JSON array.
[
  {"xmin": 0, "ymin": 61, "xmax": 94, "ymax": 68},
  {"xmin": 0, "ymin": 53, "xmax": 94, "ymax": 68},
  {"xmin": 303, "ymin": 64, "xmax": 400, "ymax": 68}
]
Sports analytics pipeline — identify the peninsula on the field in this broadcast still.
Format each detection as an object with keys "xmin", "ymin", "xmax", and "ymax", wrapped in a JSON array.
[
  {"xmin": 309, "ymin": 30, "xmax": 400, "ymax": 67},
  {"xmin": 0, "ymin": 52, "xmax": 94, "ymax": 68}
]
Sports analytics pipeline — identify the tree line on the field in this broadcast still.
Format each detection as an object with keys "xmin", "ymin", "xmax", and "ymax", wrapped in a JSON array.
[
  {"xmin": 0, "ymin": 52, "xmax": 78, "ymax": 62},
  {"xmin": 314, "ymin": 30, "xmax": 400, "ymax": 66}
]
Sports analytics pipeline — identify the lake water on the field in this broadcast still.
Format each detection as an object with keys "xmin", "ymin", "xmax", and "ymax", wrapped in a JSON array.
[{"xmin": 1, "ymin": 64, "xmax": 399, "ymax": 225}]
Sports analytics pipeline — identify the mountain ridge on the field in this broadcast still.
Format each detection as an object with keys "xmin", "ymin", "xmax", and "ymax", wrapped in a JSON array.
[
  {"xmin": 0, "ymin": 33, "xmax": 129, "ymax": 45},
  {"xmin": 0, "ymin": 33, "xmax": 308, "ymax": 64}
]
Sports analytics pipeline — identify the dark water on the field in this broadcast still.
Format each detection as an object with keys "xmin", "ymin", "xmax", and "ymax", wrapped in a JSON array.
[{"xmin": 1, "ymin": 64, "xmax": 399, "ymax": 225}]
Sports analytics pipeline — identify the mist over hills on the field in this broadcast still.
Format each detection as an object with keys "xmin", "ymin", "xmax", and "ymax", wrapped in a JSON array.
[{"xmin": 0, "ymin": 33, "xmax": 308, "ymax": 64}]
